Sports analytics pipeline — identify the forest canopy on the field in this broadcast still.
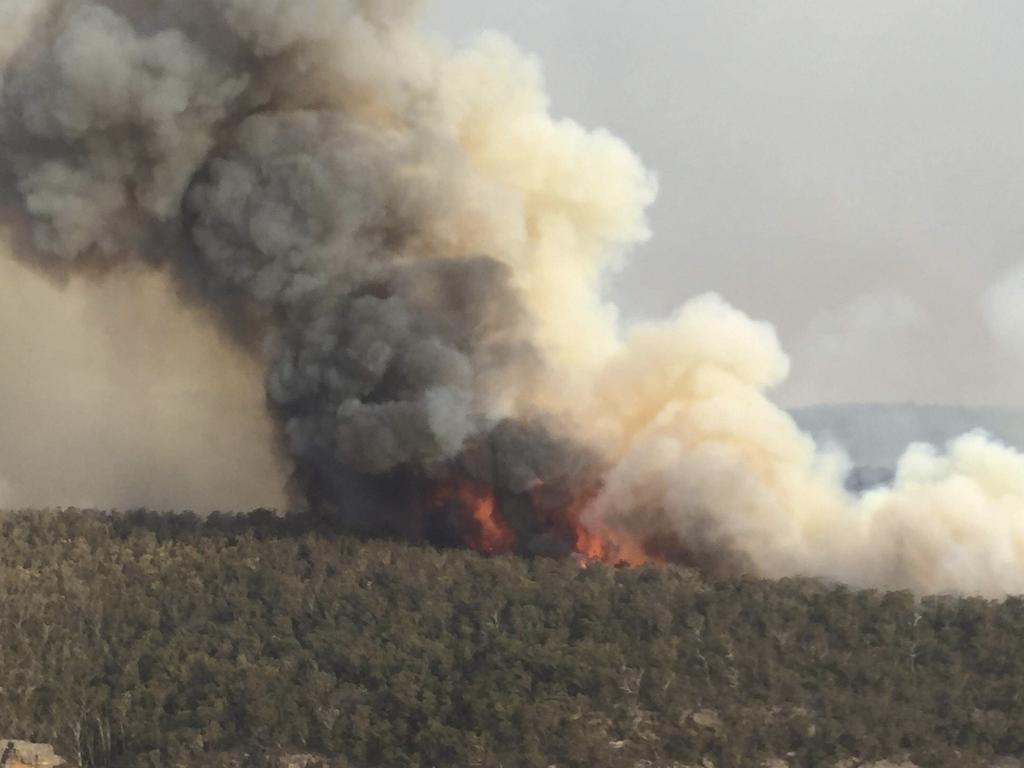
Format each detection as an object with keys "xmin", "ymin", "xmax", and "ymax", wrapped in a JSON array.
[{"xmin": 0, "ymin": 508, "xmax": 1021, "ymax": 768}]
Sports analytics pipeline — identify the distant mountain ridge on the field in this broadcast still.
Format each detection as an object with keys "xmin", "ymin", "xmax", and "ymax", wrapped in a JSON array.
[{"xmin": 790, "ymin": 404, "xmax": 1024, "ymax": 488}]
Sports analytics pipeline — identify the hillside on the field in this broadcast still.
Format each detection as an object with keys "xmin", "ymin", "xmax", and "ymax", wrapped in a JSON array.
[
  {"xmin": 1, "ymin": 509, "xmax": 1023, "ymax": 767},
  {"xmin": 791, "ymin": 404, "xmax": 1024, "ymax": 489}
]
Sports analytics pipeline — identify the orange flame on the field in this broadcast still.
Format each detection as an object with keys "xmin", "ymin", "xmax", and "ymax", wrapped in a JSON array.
[
  {"xmin": 468, "ymin": 491, "xmax": 515, "ymax": 553},
  {"xmin": 434, "ymin": 477, "xmax": 655, "ymax": 565},
  {"xmin": 541, "ymin": 485, "xmax": 653, "ymax": 567},
  {"xmin": 573, "ymin": 518, "xmax": 652, "ymax": 567},
  {"xmin": 434, "ymin": 480, "xmax": 515, "ymax": 554}
]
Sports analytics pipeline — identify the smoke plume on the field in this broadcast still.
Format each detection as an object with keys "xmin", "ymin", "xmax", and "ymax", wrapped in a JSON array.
[{"xmin": 4, "ymin": 0, "xmax": 1024, "ymax": 596}]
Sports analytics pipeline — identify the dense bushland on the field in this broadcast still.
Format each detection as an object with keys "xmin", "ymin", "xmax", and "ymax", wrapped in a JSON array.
[{"xmin": 0, "ymin": 509, "xmax": 1021, "ymax": 767}]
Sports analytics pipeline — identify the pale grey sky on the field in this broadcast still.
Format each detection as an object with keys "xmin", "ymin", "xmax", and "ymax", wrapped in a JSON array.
[{"xmin": 426, "ymin": 1, "xmax": 1024, "ymax": 407}]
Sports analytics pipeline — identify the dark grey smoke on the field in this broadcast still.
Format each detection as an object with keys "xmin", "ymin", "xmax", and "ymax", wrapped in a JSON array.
[{"xmin": 0, "ymin": 0, "xmax": 589, "ymax": 550}]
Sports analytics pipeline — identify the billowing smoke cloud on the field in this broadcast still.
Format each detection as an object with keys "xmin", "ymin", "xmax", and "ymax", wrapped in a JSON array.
[
  {"xmin": 4, "ymin": 0, "xmax": 1024, "ymax": 596},
  {"xmin": 0, "ymin": 0, "xmax": 652, "ymax": 550},
  {"xmin": 580, "ymin": 295, "xmax": 1024, "ymax": 597}
]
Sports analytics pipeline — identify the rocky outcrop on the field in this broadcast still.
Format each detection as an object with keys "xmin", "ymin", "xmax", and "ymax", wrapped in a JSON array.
[
  {"xmin": 199, "ymin": 752, "xmax": 334, "ymax": 768},
  {"xmin": 274, "ymin": 756, "xmax": 326, "ymax": 768},
  {"xmin": 0, "ymin": 741, "xmax": 65, "ymax": 768}
]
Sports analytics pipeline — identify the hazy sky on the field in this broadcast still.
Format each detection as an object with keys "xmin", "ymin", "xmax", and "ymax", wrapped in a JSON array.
[{"xmin": 427, "ymin": 1, "xmax": 1024, "ymax": 407}]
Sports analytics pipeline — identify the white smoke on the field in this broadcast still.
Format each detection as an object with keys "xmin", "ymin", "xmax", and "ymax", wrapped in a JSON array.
[{"xmin": 581, "ymin": 296, "xmax": 1024, "ymax": 597}]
